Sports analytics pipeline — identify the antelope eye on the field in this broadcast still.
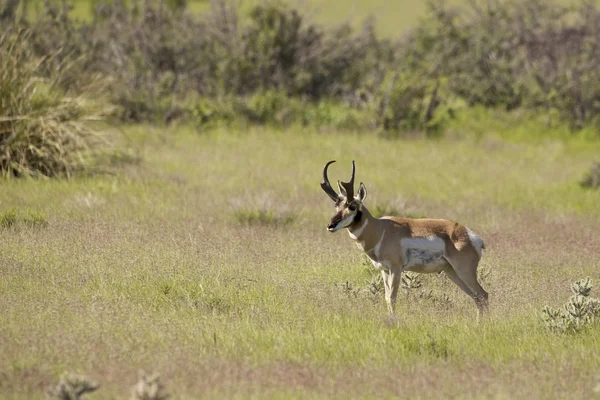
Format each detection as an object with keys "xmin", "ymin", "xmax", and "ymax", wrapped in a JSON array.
[{"xmin": 348, "ymin": 204, "xmax": 356, "ymax": 211}]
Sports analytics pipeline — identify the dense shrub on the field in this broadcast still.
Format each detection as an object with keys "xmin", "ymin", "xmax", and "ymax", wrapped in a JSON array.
[
  {"xmin": 4, "ymin": 0, "xmax": 600, "ymax": 149},
  {"xmin": 413, "ymin": 0, "xmax": 600, "ymax": 130}
]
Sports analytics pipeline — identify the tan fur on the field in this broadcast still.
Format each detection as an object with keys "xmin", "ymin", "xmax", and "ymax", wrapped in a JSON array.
[
  {"xmin": 320, "ymin": 160, "xmax": 488, "ymax": 317},
  {"xmin": 348, "ymin": 207, "xmax": 488, "ymax": 316},
  {"xmin": 380, "ymin": 217, "xmax": 474, "ymax": 253}
]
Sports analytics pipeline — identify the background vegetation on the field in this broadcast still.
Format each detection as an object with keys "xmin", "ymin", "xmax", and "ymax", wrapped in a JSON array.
[
  {"xmin": 1, "ymin": 0, "xmax": 600, "ymax": 399},
  {"xmin": 3, "ymin": 0, "xmax": 600, "ymax": 140}
]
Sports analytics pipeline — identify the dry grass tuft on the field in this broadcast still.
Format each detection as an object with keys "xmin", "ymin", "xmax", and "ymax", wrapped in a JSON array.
[
  {"xmin": 229, "ymin": 194, "xmax": 297, "ymax": 226},
  {"xmin": 0, "ymin": 27, "xmax": 106, "ymax": 178},
  {"xmin": 0, "ymin": 208, "xmax": 47, "ymax": 228}
]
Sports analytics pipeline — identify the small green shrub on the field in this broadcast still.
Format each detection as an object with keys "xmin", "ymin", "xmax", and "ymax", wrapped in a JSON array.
[
  {"xmin": 542, "ymin": 277, "xmax": 600, "ymax": 333},
  {"xmin": 0, "ymin": 208, "xmax": 18, "ymax": 228},
  {"xmin": 401, "ymin": 272, "xmax": 423, "ymax": 290},
  {"xmin": 240, "ymin": 90, "xmax": 301, "ymax": 125},
  {"xmin": 358, "ymin": 258, "xmax": 432, "ymax": 303},
  {"xmin": 405, "ymin": 334, "xmax": 452, "ymax": 359},
  {"xmin": 47, "ymin": 372, "xmax": 100, "ymax": 400},
  {"xmin": 231, "ymin": 208, "xmax": 296, "ymax": 227},
  {"xmin": 580, "ymin": 162, "xmax": 600, "ymax": 189},
  {"xmin": 0, "ymin": 208, "xmax": 48, "ymax": 228},
  {"xmin": 336, "ymin": 280, "xmax": 361, "ymax": 298},
  {"xmin": 22, "ymin": 210, "xmax": 48, "ymax": 226},
  {"xmin": 187, "ymin": 97, "xmax": 237, "ymax": 130}
]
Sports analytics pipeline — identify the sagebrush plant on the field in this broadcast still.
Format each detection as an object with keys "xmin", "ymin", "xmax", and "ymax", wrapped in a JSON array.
[
  {"xmin": 358, "ymin": 257, "xmax": 430, "ymax": 301},
  {"xmin": 47, "ymin": 372, "xmax": 99, "ymax": 400},
  {"xmin": 0, "ymin": 26, "xmax": 105, "ymax": 178},
  {"xmin": 542, "ymin": 277, "xmax": 600, "ymax": 333},
  {"xmin": 131, "ymin": 371, "xmax": 169, "ymax": 400}
]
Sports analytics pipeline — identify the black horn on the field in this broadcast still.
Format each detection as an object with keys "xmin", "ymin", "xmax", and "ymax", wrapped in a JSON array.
[
  {"xmin": 321, "ymin": 160, "xmax": 340, "ymax": 202},
  {"xmin": 340, "ymin": 160, "xmax": 356, "ymax": 200}
]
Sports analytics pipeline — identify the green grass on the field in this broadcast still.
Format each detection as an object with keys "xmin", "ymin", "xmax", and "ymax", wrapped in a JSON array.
[
  {"xmin": 1, "ymin": 124, "xmax": 600, "ymax": 398},
  {"xmin": 24, "ymin": 0, "xmax": 591, "ymax": 36}
]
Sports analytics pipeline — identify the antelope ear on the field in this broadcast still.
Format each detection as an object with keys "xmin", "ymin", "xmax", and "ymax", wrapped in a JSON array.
[
  {"xmin": 357, "ymin": 182, "xmax": 367, "ymax": 202},
  {"xmin": 337, "ymin": 180, "xmax": 347, "ymax": 197}
]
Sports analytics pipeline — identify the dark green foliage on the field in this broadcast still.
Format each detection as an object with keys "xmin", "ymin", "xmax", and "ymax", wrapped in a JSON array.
[
  {"xmin": 412, "ymin": 0, "xmax": 600, "ymax": 130},
  {"xmin": 4, "ymin": 0, "xmax": 600, "ymax": 147},
  {"xmin": 0, "ymin": 0, "xmax": 20, "ymax": 21}
]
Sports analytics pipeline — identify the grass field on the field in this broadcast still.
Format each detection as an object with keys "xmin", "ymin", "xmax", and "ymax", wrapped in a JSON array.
[
  {"xmin": 1, "ymin": 124, "xmax": 600, "ymax": 399},
  {"xmin": 27, "ymin": 0, "xmax": 428, "ymax": 36},
  {"xmin": 4, "ymin": 0, "xmax": 600, "ymax": 398},
  {"xmin": 27, "ymin": 0, "xmax": 588, "ymax": 37}
]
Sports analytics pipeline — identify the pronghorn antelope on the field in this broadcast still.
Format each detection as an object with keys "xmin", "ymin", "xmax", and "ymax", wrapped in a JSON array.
[{"xmin": 320, "ymin": 160, "xmax": 488, "ymax": 315}]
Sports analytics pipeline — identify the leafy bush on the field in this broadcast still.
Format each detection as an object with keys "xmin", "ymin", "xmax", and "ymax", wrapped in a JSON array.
[
  {"xmin": 412, "ymin": 0, "xmax": 600, "ymax": 131},
  {"xmin": 542, "ymin": 277, "xmax": 600, "ymax": 333},
  {"xmin": 6, "ymin": 0, "xmax": 600, "ymax": 139}
]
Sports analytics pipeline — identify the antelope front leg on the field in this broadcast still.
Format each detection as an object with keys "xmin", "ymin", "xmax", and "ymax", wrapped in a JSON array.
[
  {"xmin": 382, "ymin": 268, "xmax": 402, "ymax": 314},
  {"xmin": 388, "ymin": 267, "xmax": 402, "ymax": 313},
  {"xmin": 381, "ymin": 270, "xmax": 393, "ymax": 313}
]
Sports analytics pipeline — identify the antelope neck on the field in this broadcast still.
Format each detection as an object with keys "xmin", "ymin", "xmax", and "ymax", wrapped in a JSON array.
[{"xmin": 347, "ymin": 207, "xmax": 375, "ymax": 240}]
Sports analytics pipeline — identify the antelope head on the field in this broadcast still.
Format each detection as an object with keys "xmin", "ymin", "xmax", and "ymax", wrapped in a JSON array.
[{"xmin": 321, "ymin": 160, "xmax": 367, "ymax": 232}]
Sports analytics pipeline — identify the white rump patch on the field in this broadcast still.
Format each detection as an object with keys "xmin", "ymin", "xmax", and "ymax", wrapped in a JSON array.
[{"xmin": 466, "ymin": 227, "xmax": 484, "ymax": 258}]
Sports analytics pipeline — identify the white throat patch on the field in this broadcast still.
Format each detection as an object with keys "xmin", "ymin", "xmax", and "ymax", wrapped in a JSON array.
[
  {"xmin": 373, "ymin": 230, "xmax": 386, "ymax": 258},
  {"xmin": 348, "ymin": 219, "xmax": 369, "ymax": 240}
]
